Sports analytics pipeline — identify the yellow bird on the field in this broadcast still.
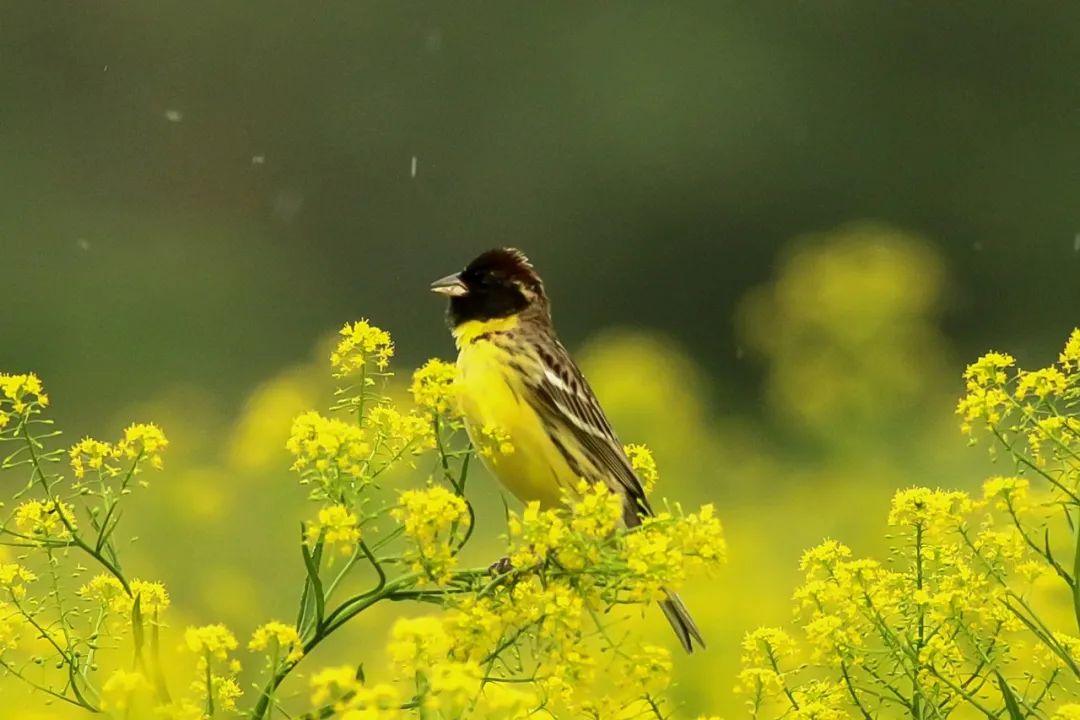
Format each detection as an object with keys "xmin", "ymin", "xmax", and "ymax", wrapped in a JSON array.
[{"xmin": 430, "ymin": 248, "xmax": 704, "ymax": 653}]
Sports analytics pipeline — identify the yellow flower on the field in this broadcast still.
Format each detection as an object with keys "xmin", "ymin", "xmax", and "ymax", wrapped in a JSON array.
[
  {"xmin": 392, "ymin": 486, "xmax": 470, "ymax": 582},
  {"xmin": 79, "ymin": 576, "xmax": 169, "ymax": 619},
  {"xmin": 790, "ymin": 680, "xmax": 848, "ymax": 720},
  {"xmin": 0, "ymin": 603, "xmax": 24, "ymax": 653},
  {"xmin": 982, "ymin": 476, "xmax": 1029, "ymax": 512},
  {"xmin": 425, "ymin": 661, "xmax": 483, "ymax": 714},
  {"xmin": 69, "ymin": 437, "xmax": 119, "ymax": 479},
  {"xmin": 310, "ymin": 665, "xmax": 362, "ymax": 705},
  {"xmin": 410, "ymin": 358, "xmax": 458, "ymax": 415},
  {"xmin": 132, "ymin": 580, "xmax": 171, "ymax": 614},
  {"xmin": 887, "ymin": 487, "xmax": 971, "ymax": 531},
  {"xmin": 1059, "ymin": 328, "xmax": 1080, "ymax": 370},
  {"xmin": 310, "ymin": 666, "xmax": 402, "ymax": 718},
  {"xmin": 1055, "ymin": 704, "xmax": 1080, "ymax": 720},
  {"xmin": 249, "ymin": 621, "xmax": 304, "ymax": 664},
  {"xmin": 507, "ymin": 501, "xmax": 568, "ymax": 568},
  {"xmin": 286, "ymin": 410, "xmax": 370, "ymax": 478},
  {"xmin": 476, "ymin": 423, "xmax": 515, "ymax": 460},
  {"xmin": 0, "ymin": 563, "xmax": 36, "ymax": 599},
  {"xmin": 214, "ymin": 676, "xmax": 243, "ymax": 711},
  {"xmin": 1015, "ymin": 366, "xmax": 1068, "ymax": 400},
  {"xmin": 741, "ymin": 627, "xmax": 796, "ymax": 667},
  {"xmin": 116, "ymin": 422, "xmax": 169, "ymax": 471},
  {"xmin": 800, "ymin": 540, "xmax": 852, "ymax": 573},
  {"xmin": 616, "ymin": 644, "xmax": 672, "ymax": 696},
  {"xmin": 185, "ymin": 624, "xmax": 238, "ymax": 660},
  {"xmin": 14, "ymin": 499, "xmax": 77, "ymax": 540},
  {"xmin": 956, "ymin": 385, "xmax": 1011, "ymax": 435},
  {"xmin": 100, "ymin": 669, "xmax": 149, "ymax": 712},
  {"xmin": 624, "ymin": 443, "xmax": 660, "ymax": 495},
  {"xmin": 0, "ymin": 372, "xmax": 49, "ymax": 416},
  {"xmin": 566, "ymin": 480, "xmax": 622, "ymax": 542},
  {"xmin": 306, "ymin": 505, "xmax": 361, "ymax": 557},
  {"xmin": 368, "ymin": 404, "xmax": 435, "ymax": 456},
  {"xmin": 962, "ymin": 351, "xmax": 1016, "ymax": 389},
  {"xmin": 331, "ymin": 319, "xmax": 394, "ymax": 377},
  {"xmin": 387, "ymin": 616, "xmax": 451, "ymax": 673}
]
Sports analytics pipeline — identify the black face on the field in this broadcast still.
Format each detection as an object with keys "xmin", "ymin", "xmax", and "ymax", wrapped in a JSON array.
[{"xmin": 446, "ymin": 249, "xmax": 539, "ymax": 326}]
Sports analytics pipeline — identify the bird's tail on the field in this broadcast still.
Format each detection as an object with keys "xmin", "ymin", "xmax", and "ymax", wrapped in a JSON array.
[{"xmin": 660, "ymin": 590, "xmax": 705, "ymax": 654}]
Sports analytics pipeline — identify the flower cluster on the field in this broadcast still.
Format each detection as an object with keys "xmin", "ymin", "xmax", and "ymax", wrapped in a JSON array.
[
  {"xmin": 68, "ymin": 422, "xmax": 169, "ymax": 482},
  {"xmin": 305, "ymin": 504, "xmax": 362, "ymax": 557},
  {"xmin": 367, "ymin": 403, "xmax": 435, "ymax": 458},
  {"xmin": 410, "ymin": 358, "xmax": 458, "ymax": 415},
  {"xmin": 249, "ymin": 621, "xmax": 304, "ymax": 665},
  {"xmin": 331, "ymin": 319, "xmax": 395, "ymax": 378},
  {"xmin": 0, "ymin": 319, "xmax": 729, "ymax": 720},
  {"xmin": 624, "ymin": 443, "xmax": 660, "ymax": 495},
  {"xmin": 737, "ymin": 482, "xmax": 1080, "ymax": 719},
  {"xmin": 0, "ymin": 372, "xmax": 48, "ymax": 427},
  {"xmin": 13, "ymin": 498, "xmax": 77, "ymax": 541},
  {"xmin": 475, "ymin": 422, "xmax": 515, "ymax": 460},
  {"xmin": 185, "ymin": 624, "xmax": 244, "ymax": 712},
  {"xmin": 391, "ymin": 485, "xmax": 470, "ymax": 582}
]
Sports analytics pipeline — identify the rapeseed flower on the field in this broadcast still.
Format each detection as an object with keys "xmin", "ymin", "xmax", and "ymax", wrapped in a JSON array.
[
  {"xmin": 0, "ymin": 372, "xmax": 48, "ymax": 416},
  {"xmin": 116, "ymin": 422, "xmax": 169, "ymax": 470},
  {"xmin": 331, "ymin": 319, "xmax": 394, "ymax": 377},
  {"xmin": 14, "ymin": 498, "xmax": 77, "ymax": 540},
  {"xmin": 100, "ymin": 668, "xmax": 149, "ymax": 712},
  {"xmin": 184, "ymin": 623, "xmax": 238, "ymax": 660},
  {"xmin": 624, "ymin": 443, "xmax": 660, "ymax": 495},
  {"xmin": 305, "ymin": 504, "xmax": 361, "ymax": 557},
  {"xmin": 69, "ymin": 436, "xmax": 119, "ymax": 479},
  {"xmin": 0, "ymin": 563, "xmax": 36, "ymax": 599},
  {"xmin": 249, "ymin": 621, "xmax": 304, "ymax": 664},
  {"xmin": 392, "ymin": 486, "xmax": 469, "ymax": 582},
  {"xmin": 1059, "ymin": 329, "xmax": 1080, "ymax": 370},
  {"xmin": 410, "ymin": 358, "xmax": 458, "ymax": 415},
  {"xmin": 1015, "ymin": 366, "xmax": 1069, "ymax": 400}
]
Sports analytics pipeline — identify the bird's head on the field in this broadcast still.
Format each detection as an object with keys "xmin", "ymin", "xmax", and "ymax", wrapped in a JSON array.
[{"xmin": 430, "ymin": 248, "xmax": 548, "ymax": 327}]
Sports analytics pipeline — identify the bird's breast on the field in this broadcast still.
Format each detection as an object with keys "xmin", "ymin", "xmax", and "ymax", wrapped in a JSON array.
[{"xmin": 455, "ymin": 338, "xmax": 579, "ymax": 509}]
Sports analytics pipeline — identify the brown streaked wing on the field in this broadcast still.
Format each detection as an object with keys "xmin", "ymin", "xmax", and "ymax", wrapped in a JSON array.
[{"xmin": 522, "ymin": 337, "xmax": 654, "ymax": 525}]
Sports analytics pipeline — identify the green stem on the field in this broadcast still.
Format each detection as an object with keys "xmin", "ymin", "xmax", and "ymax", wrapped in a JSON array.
[{"xmin": 1072, "ymin": 506, "xmax": 1080, "ymax": 633}]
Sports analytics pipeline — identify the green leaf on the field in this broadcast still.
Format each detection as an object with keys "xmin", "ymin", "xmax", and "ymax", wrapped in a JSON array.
[
  {"xmin": 995, "ymin": 671, "xmax": 1023, "ymax": 720},
  {"xmin": 301, "ymin": 536, "xmax": 326, "ymax": 630}
]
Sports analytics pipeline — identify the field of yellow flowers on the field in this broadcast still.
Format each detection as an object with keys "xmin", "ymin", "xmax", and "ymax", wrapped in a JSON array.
[{"xmin": 4, "ymin": 225, "xmax": 1080, "ymax": 719}]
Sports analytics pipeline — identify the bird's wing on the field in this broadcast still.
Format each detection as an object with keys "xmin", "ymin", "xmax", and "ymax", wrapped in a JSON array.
[{"xmin": 523, "ymin": 338, "xmax": 653, "ymax": 524}]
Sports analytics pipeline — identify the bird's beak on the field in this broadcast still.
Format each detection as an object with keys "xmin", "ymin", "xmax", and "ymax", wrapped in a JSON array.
[{"xmin": 430, "ymin": 273, "xmax": 469, "ymax": 297}]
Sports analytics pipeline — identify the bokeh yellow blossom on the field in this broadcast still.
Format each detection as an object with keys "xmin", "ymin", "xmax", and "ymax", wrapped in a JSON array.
[
  {"xmin": 249, "ymin": 621, "xmax": 304, "ymax": 664},
  {"xmin": 184, "ymin": 623, "xmax": 238, "ymax": 660},
  {"xmin": 14, "ymin": 498, "xmax": 77, "ymax": 540},
  {"xmin": 100, "ymin": 669, "xmax": 150, "ymax": 713},
  {"xmin": 116, "ymin": 422, "xmax": 169, "ymax": 470},
  {"xmin": 0, "ymin": 562, "xmax": 36, "ymax": 599},
  {"xmin": 624, "ymin": 443, "xmax": 660, "ymax": 495}
]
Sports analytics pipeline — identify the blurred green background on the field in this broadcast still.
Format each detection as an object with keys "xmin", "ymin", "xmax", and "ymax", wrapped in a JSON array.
[{"xmin": 4, "ymin": 2, "xmax": 1080, "ymax": 717}]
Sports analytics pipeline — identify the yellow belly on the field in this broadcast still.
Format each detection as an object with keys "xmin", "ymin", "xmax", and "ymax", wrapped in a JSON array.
[{"xmin": 456, "ymin": 338, "xmax": 579, "ymax": 509}]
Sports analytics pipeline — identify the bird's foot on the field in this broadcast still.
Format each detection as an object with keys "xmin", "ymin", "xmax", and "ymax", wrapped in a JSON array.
[{"xmin": 488, "ymin": 556, "xmax": 514, "ymax": 575}]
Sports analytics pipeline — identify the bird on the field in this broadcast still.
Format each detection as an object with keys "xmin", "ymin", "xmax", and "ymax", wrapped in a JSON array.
[{"xmin": 429, "ymin": 247, "xmax": 704, "ymax": 653}]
